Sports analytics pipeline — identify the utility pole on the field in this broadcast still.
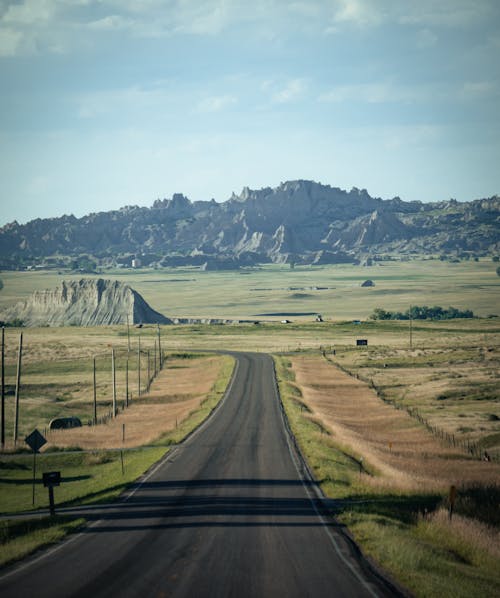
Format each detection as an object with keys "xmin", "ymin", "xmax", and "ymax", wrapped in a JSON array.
[
  {"xmin": 137, "ymin": 335, "xmax": 141, "ymax": 397},
  {"xmin": 126, "ymin": 314, "xmax": 130, "ymax": 352},
  {"xmin": 93, "ymin": 357, "xmax": 97, "ymax": 425},
  {"xmin": 154, "ymin": 339, "xmax": 157, "ymax": 378},
  {"xmin": 157, "ymin": 324, "xmax": 162, "ymax": 369},
  {"xmin": 13, "ymin": 332, "xmax": 23, "ymax": 447},
  {"xmin": 112, "ymin": 348, "xmax": 117, "ymax": 417},
  {"xmin": 409, "ymin": 305, "xmax": 413, "ymax": 349},
  {"xmin": 1, "ymin": 327, "xmax": 5, "ymax": 448},
  {"xmin": 125, "ymin": 357, "xmax": 129, "ymax": 408},
  {"xmin": 147, "ymin": 350, "xmax": 151, "ymax": 391}
]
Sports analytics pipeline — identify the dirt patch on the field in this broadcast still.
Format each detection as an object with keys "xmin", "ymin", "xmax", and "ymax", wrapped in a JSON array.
[{"xmin": 290, "ymin": 355, "xmax": 500, "ymax": 492}]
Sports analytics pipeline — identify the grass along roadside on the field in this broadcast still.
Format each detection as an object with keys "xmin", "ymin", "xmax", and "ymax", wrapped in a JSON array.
[
  {"xmin": 0, "ymin": 354, "xmax": 235, "ymax": 568},
  {"xmin": 274, "ymin": 355, "xmax": 500, "ymax": 598}
]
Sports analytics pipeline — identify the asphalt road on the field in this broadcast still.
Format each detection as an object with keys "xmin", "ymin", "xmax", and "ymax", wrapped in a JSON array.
[{"xmin": 0, "ymin": 352, "xmax": 401, "ymax": 598}]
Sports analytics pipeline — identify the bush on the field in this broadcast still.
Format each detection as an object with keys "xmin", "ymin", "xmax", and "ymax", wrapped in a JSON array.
[{"xmin": 370, "ymin": 305, "xmax": 474, "ymax": 321}]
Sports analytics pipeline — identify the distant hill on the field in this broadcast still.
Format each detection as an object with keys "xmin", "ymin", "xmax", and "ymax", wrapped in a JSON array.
[
  {"xmin": 0, "ymin": 180, "xmax": 498, "ymax": 269},
  {"xmin": 0, "ymin": 279, "xmax": 171, "ymax": 327}
]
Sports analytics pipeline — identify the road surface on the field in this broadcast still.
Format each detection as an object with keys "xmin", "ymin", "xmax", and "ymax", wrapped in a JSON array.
[{"xmin": 0, "ymin": 352, "xmax": 400, "ymax": 597}]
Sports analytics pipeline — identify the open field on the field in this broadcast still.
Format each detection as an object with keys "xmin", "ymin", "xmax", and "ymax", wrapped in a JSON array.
[
  {"xmin": 334, "ymin": 345, "xmax": 500, "ymax": 459},
  {"xmin": 0, "ymin": 354, "xmax": 234, "ymax": 567},
  {"xmin": 290, "ymin": 354, "xmax": 500, "ymax": 488},
  {"xmin": 0, "ymin": 353, "xmax": 233, "ymax": 511},
  {"xmin": 1, "ymin": 259, "xmax": 499, "ymax": 321},
  {"xmin": 0, "ymin": 344, "xmax": 231, "ymax": 450},
  {"xmin": 275, "ymin": 355, "xmax": 500, "ymax": 598},
  {"xmin": 0, "ymin": 261, "xmax": 498, "ymax": 590},
  {"xmin": 0, "ymin": 317, "xmax": 498, "ymax": 446}
]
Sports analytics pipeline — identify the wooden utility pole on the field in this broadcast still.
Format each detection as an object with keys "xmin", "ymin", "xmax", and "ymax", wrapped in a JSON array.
[
  {"xmin": 126, "ymin": 314, "xmax": 130, "ymax": 352},
  {"xmin": 147, "ymin": 350, "xmax": 151, "ymax": 391},
  {"xmin": 157, "ymin": 325, "xmax": 162, "ymax": 369},
  {"xmin": 93, "ymin": 357, "xmax": 97, "ymax": 425},
  {"xmin": 409, "ymin": 305, "xmax": 413, "ymax": 349},
  {"xmin": 112, "ymin": 348, "xmax": 117, "ymax": 417},
  {"xmin": 154, "ymin": 339, "xmax": 157, "ymax": 378},
  {"xmin": 125, "ymin": 357, "xmax": 129, "ymax": 408},
  {"xmin": 13, "ymin": 332, "xmax": 23, "ymax": 446},
  {"xmin": 137, "ymin": 335, "xmax": 141, "ymax": 397},
  {"xmin": 1, "ymin": 327, "xmax": 5, "ymax": 448}
]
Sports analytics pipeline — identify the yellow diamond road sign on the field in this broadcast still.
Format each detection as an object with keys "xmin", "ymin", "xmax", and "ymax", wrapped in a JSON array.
[{"xmin": 25, "ymin": 428, "xmax": 47, "ymax": 453}]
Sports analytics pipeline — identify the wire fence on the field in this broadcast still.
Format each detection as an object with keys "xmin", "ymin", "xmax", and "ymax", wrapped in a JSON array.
[{"xmin": 322, "ymin": 351, "xmax": 497, "ymax": 462}]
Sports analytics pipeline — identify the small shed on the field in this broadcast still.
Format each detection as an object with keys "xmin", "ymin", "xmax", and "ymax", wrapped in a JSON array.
[{"xmin": 49, "ymin": 417, "xmax": 82, "ymax": 430}]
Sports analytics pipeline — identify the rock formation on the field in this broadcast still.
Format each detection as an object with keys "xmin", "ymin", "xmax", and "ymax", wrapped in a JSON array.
[
  {"xmin": 0, "ymin": 279, "xmax": 171, "ymax": 327},
  {"xmin": 0, "ymin": 180, "xmax": 498, "ymax": 270}
]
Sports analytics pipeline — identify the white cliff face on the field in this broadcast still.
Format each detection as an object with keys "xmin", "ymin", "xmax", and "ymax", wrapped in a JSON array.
[{"xmin": 0, "ymin": 279, "xmax": 171, "ymax": 327}]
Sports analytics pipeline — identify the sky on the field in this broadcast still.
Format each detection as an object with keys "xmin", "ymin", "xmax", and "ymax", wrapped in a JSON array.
[{"xmin": 0, "ymin": 0, "xmax": 499, "ymax": 225}]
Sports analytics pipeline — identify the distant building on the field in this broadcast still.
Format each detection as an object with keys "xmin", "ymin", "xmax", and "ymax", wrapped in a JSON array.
[{"xmin": 131, "ymin": 258, "xmax": 142, "ymax": 268}]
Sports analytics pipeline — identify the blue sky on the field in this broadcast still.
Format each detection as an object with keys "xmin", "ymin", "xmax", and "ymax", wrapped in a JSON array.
[{"xmin": 1, "ymin": 0, "xmax": 499, "ymax": 225}]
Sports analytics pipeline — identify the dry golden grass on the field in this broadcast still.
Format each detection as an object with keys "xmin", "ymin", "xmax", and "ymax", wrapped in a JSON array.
[
  {"xmin": 418, "ymin": 508, "xmax": 500, "ymax": 564},
  {"xmin": 44, "ymin": 355, "xmax": 224, "ymax": 450},
  {"xmin": 291, "ymin": 355, "xmax": 500, "ymax": 492},
  {"xmin": 335, "ymin": 343, "xmax": 500, "ymax": 454}
]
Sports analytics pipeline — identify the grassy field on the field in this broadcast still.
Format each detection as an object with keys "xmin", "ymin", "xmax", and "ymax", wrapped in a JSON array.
[
  {"xmin": 275, "ymin": 355, "xmax": 500, "ymax": 598},
  {"xmin": 0, "ymin": 353, "xmax": 234, "ymax": 567},
  {"xmin": 0, "ymin": 352, "xmax": 234, "ymax": 510},
  {"xmin": 0, "ymin": 260, "xmax": 499, "ymax": 588},
  {"xmin": 333, "ymin": 344, "xmax": 500, "ymax": 459},
  {"xmin": 1, "ymin": 259, "xmax": 499, "ymax": 321}
]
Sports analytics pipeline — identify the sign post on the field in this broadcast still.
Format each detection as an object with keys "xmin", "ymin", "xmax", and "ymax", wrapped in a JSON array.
[
  {"xmin": 43, "ymin": 471, "xmax": 61, "ymax": 516},
  {"xmin": 25, "ymin": 428, "xmax": 47, "ymax": 505}
]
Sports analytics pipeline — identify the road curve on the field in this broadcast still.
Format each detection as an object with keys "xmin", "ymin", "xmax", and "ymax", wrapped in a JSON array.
[{"xmin": 0, "ymin": 352, "xmax": 400, "ymax": 598}]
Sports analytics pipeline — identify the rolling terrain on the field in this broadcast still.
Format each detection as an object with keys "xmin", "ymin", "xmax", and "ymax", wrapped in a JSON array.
[
  {"xmin": 1, "ymin": 180, "xmax": 498, "ymax": 270},
  {"xmin": 0, "ymin": 353, "xmax": 398, "ymax": 598}
]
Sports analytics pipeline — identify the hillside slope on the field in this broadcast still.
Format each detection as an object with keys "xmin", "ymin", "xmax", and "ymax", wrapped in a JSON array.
[
  {"xmin": 0, "ymin": 279, "xmax": 171, "ymax": 327},
  {"xmin": 1, "ymin": 180, "xmax": 498, "ymax": 269}
]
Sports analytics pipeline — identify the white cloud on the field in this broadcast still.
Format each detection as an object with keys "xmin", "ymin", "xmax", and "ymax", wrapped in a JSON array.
[
  {"xmin": 197, "ymin": 95, "xmax": 237, "ymax": 112},
  {"xmin": 2, "ymin": 0, "xmax": 57, "ymax": 26},
  {"xmin": 0, "ymin": 26, "xmax": 24, "ymax": 56},
  {"xmin": 1, "ymin": 0, "xmax": 498, "ymax": 58},
  {"xmin": 87, "ymin": 15, "xmax": 134, "ymax": 32},
  {"xmin": 271, "ymin": 79, "xmax": 307, "ymax": 104},
  {"xmin": 331, "ymin": 0, "xmax": 384, "ymax": 28},
  {"xmin": 319, "ymin": 83, "xmax": 419, "ymax": 104},
  {"xmin": 326, "ymin": 0, "xmax": 498, "ymax": 31}
]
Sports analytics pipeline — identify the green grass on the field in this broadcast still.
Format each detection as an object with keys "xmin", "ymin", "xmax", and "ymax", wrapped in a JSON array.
[
  {"xmin": 0, "ymin": 354, "xmax": 235, "ymax": 567},
  {"xmin": 0, "ymin": 447, "xmax": 168, "ymax": 514},
  {"xmin": 1, "ymin": 259, "xmax": 499, "ymax": 321},
  {"xmin": 274, "ymin": 355, "xmax": 500, "ymax": 598},
  {"xmin": 0, "ymin": 516, "xmax": 85, "ymax": 568}
]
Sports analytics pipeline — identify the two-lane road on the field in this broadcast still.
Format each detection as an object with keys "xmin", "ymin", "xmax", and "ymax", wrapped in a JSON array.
[{"xmin": 0, "ymin": 352, "xmax": 400, "ymax": 597}]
